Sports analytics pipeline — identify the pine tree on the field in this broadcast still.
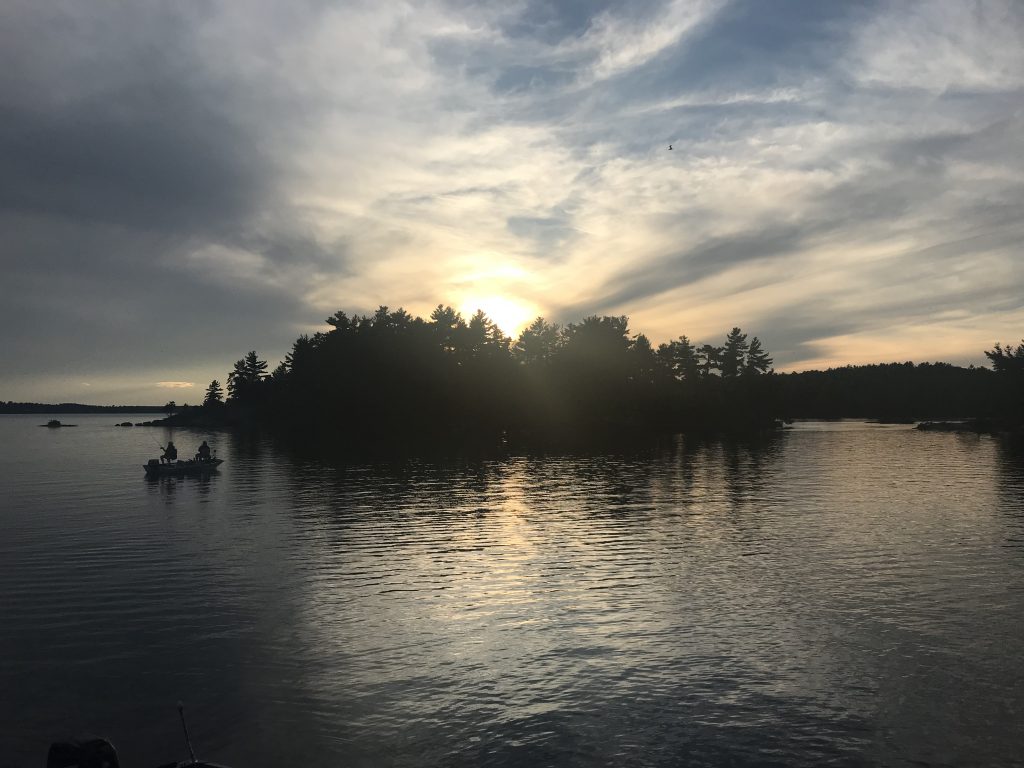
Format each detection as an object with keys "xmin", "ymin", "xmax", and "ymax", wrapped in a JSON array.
[
  {"xmin": 514, "ymin": 317, "xmax": 561, "ymax": 366},
  {"xmin": 467, "ymin": 310, "xmax": 510, "ymax": 357},
  {"xmin": 227, "ymin": 351, "xmax": 268, "ymax": 402},
  {"xmin": 630, "ymin": 334, "xmax": 659, "ymax": 385},
  {"xmin": 985, "ymin": 341, "xmax": 1024, "ymax": 375},
  {"xmin": 659, "ymin": 335, "xmax": 700, "ymax": 381},
  {"xmin": 430, "ymin": 305, "xmax": 466, "ymax": 355},
  {"xmin": 203, "ymin": 379, "xmax": 224, "ymax": 406},
  {"xmin": 720, "ymin": 327, "xmax": 749, "ymax": 378},
  {"xmin": 698, "ymin": 344, "xmax": 723, "ymax": 378},
  {"xmin": 744, "ymin": 337, "xmax": 774, "ymax": 375}
]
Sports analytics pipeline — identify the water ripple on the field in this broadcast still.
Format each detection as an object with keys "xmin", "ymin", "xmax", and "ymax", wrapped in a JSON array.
[{"xmin": 1, "ymin": 417, "xmax": 1024, "ymax": 765}]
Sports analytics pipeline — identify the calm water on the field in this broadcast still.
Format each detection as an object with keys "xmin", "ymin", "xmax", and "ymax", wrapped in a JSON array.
[{"xmin": 2, "ymin": 415, "xmax": 1023, "ymax": 767}]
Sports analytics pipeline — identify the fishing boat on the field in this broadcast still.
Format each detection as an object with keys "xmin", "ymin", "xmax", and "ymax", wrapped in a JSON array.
[
  {"xmin": 48, "ymin": 704, "xmax": 230, "ymax": 767},
  {"xmin": 143, "ymin": 458, "xmax": 224, "ymax": 475},
  {"xmin": 48, "ymin": 736, "xmax": 229, "ymax": 768}
]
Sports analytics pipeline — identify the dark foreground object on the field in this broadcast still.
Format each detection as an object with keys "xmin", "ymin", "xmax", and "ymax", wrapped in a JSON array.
[
  {"xmin": 47, "ymin": 736, "xmax": 229, "ymax": 768},
  {"xmin": 41, "ymin": 420, "xmax": 77, "ymax": 427},
  {"xmin": 916, "ymin": 418, "xmax": 998, "ymax": 433},
  {"xmin": 47, "ymin": 737, "xmax": 118, "ymax": 768},
  {"xmin": 143, "ymin": 458, "xmax": 224, "ymax": 476}
]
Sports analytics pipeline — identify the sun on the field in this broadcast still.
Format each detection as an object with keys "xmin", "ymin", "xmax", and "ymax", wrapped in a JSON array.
[{"xmin": 459, "ymin": 295, "xmax": 539, "ymax": 339}]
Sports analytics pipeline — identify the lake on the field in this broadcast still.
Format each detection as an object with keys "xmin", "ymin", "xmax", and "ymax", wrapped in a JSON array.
[{"xmin": 1, "ymin": 415, "xmax": 1023, "ymax": 766}]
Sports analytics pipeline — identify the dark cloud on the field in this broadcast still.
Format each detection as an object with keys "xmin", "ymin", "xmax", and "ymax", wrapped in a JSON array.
[
  {"xmin": 554, "ymin": 94, "xmax": 1024, "ymax": 348},
  {"xmin": 495, "ymin": 0, "xmax": 667, "ymax": 45},
  {"xmin": 1, "ymin": 0, "xmax": 1022, "ymax": 399},
  {"xmin": 492, "ymin": 65, "xmax": 578, "ymax": 96},
  {"xmin": 0, "ymin": 3, "xmax": 281, "ymax": 234},
  {"xmin": 0, "ymin": 2, "xmax": 337, "ymax": 396},
  {"xmin": 0, "ymin": 88, "xmax": 269, "ymax": 234},
  {"xmin": 757, "ymin": 271, "xmax": 1024, "ymax": 370},
  {"xmin": 725, "ymin": 305, "xmax": 859, "ymax": 368},
  {"xmin": 0, "ymin": 213, "xmax": 310, "ymax": 377},
  {"xmin": 554, "ymin": 224, "xmax": 810, "ymax": 321},
  {"xmin": 506, "ymin": 214, "xmax": 575, "ymax": 253},
  {"xmin": 616, "ymin": 0, "xmax": 879, "ymax": 97}
]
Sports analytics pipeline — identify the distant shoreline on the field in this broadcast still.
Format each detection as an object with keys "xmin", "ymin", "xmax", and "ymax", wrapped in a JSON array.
[{"xmin": 0, "ymin": 403, "xmax": 165, "ymax": 414}]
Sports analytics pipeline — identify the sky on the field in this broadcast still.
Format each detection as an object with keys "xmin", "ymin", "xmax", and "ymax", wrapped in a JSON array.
[{"xmin": 2, "ymin": 0, "xmax": 1023, "ymax": 405}]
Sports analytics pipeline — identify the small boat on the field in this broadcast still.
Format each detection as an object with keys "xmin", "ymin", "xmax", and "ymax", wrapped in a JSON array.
[
  {"xmin": 144, "ymin": 458, "xmax": 224, "ymax": 475},
  {"xmin": 48, "ymin": 703, "xmax": 230, "ymax": 767},
  {"xmin": 41, "ymin": 419, "xmax": 77, "ymax": 427}
]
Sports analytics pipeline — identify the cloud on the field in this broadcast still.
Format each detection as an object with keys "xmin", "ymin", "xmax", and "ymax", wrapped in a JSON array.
[
  {"xmin": 1, "ymin": 0, "xmax": 1023, "ymax": 402},
  {"xmin": 156, "ymin": 382, "xmax": 195, "ymax": 389},
  {"xmin": 848, "ymin": 0, "xmax": 1024, "ymax": 93}
]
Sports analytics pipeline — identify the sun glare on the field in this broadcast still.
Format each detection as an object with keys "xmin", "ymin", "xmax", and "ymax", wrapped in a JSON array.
[{"xmin": 459, "ymin": 295, "xmax": 539, "ymax": 339}]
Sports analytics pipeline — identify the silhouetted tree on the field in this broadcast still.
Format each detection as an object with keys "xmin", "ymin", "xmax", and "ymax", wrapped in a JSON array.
[
  {"xmin": 203, "ymin": 380, "xmax": 224, "ymax": 406},
  {"xmin": 720, "ymin": 327, "xmax": 749, "ymax": 379},
  {"xmin": 985, "ymin": 341, "xmax": 1024, "ymax": 375},
  {"xmin": 985, "ymin": 340, "xmax": 1024, "ymax": 427},
  {"xmin": 744, "ymin": 337, "xmax": 774, "ymax": 375},
  {"xmin": 325, "ymin": 310, "xmax": 353, "ymax": 332},
  {"xmin": 431, "ymin": 305, "xmax": 467, "ymax": 356},
  {"xmin": 775, "ymin": 361, "xmax": 996, "ymax": 420},
  {"xmin": 698, "ymin": 344, "xmax": 723, "ymax": 378},
  {"xmin": 630, "ymin": 334, "xmax": 660, "ymax": 386},
  {"xmin": 467, "ymin": 310, "xmax": 510, "ymax": 357},
  {"xmin": 227, "ymin": 351, "xmax": 268, "ymax": 403},
  {"xmin": 514, "ymin": 317, "xmax": 561, "ymax": 366},
  {"xmin": 560, "ymin": 316, "xmax": 632, "ymax": 374},
  {"xmin": 658, "ymin": 335, "xmax": 700, "ymax": 382},
  {"xmin": 198, "ymin": 302, "xmax": 789, "ymax": 440},
  {"xmin": 163, "ymin": 401, "xmax": 177, "ymax": 415},
  {"xmin": 552, "ymin": 315, "xmax": 637, "ymax": 426}
]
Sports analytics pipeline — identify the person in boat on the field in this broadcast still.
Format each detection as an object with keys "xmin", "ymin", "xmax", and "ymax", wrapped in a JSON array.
[
  {"xmin": 196, "ymin": 440, "xmax": 211, "ymax": 461},
  {"xmin": 160, "ymin": 441, "xmax": 178, "ymax": 464}
]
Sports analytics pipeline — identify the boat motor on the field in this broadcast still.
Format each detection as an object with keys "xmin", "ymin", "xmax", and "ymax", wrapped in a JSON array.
[
  {"xmin": 47, "ymin": 736, "xmax": 120, "ymax": 768},
  {"xmin": 153, "ymin": 702, "xmax": 232, "ymax": 768}
]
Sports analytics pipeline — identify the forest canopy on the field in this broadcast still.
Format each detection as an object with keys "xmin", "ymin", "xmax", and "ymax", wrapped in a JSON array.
[
  {"xmin": 213, "ymin": 305, "xmax": 777, "ymax": 439},
  {"xmin": 193, "ymin": 304, "xmax": 1020, "ymax": 439}
]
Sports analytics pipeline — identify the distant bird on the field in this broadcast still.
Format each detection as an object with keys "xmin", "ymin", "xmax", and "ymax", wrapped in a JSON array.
[{"xmin": 668, "ymin": 144, "xmax": 673, "ymax": 150}]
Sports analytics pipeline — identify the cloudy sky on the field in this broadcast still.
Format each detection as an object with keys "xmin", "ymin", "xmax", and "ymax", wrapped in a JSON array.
[{"xmin": 2, "ymin": 0, "xmax": 1022, "ymax": 404}]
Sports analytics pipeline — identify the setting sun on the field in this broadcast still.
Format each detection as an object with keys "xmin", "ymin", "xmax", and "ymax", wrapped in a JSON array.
[{"xmin": 458, "ymin": 295, "xmax": 539, "ymax": 339}]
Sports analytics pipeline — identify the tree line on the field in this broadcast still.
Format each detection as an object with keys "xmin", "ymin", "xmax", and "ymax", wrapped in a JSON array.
[
  {"xmin": 196, "ymin": 304, "xmax": 1023, "ymax": 438},
  {"xmin": 0, "ymin": 402, "xmax": 164, "ymax": 414},
  {"xmin": 200, "ymin": 305, "xmax": 778, "ymax": 439},
  {"xmin": 775, "ymin": 342, "xmax": 1023, "ymax": 424}
]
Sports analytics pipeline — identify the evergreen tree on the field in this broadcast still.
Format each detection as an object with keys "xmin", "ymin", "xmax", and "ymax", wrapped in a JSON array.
[
  {"xmin": 720, "ymin": 327, "xmax": 749, "ymax": 378},
  {"xmin": 698, "ymin": 344, "xmax": 723, "ymax": 378},
  {"xmin": 325, "ymin": 310, "xmax": 352, "ymax": 332},
  {"xmin": 560, "ymin": 316, "xmax": 632, "ymax": 377},
  {"xmin": 658, "ymin": 335, "xmax": 700, "ymax": 382},
  {"xmin": 203, "ymin": 380, "xmax": 224, "ymax": 406},
  {"xmin": 370, "ymin": 305, "xmax": 415, "ymax": 335},
  {"xmin": 985, "ymin": 340, "xmax": 1024, "ymax": 426},
  {"xmin": 514, "ymin": 317, "xmax": 560, "ymax": 366},
  {"xmin": 467, "ymin": 310, "xmax": 510, "ymax": 357},
  {"xmin": 227, "ymin": 351, "xmax": 268, "ymax": 402},
  {"xmin": 630, "ymin": 334, "xmax": 659, "ymax": 385},
  {"xmin": 430, "ymin": 305, "xmax": 466, "ymax": 355},
  {"xmin": 199, "ymin": 301, "xmax": 792, "ymax": 436},
  {"xmin": 744, "ymin": 337, "xmax": 774, "ymax": 375},
  {"xmin": 985, "ymin": 341, "xmax": 1024, "ymax": 375}
]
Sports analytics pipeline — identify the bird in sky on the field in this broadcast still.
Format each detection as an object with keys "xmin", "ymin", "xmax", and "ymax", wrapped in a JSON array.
[{"xmin": 668, "ymin": 144, "xmax": 673, "ymax": 150}]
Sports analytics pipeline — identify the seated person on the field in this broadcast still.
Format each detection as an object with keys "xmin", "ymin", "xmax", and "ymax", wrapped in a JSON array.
[
  {"xmin": 161, "ymin": 441, "xmax": 178, "ymax": 464},
  {"xmin": 196, "ymin": 440, "xmax": 211, "ymax": 461}
]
